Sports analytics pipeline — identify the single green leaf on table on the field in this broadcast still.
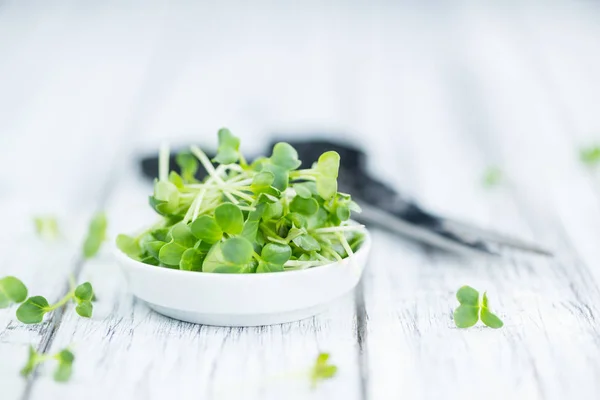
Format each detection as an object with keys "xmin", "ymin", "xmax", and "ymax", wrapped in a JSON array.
[
  {"xmin": 34, "ymin": 216, "xmax": 60, "ymax": 240},
  {"xmin": 176, "ymin": 151, "xmax": 199, "ymax": 181},
  {"xmin": 75, "ymin": 301, "xmax": 93, "ymax": 318},
  {"xmin": 310, "ymin": 353, "xmax": 338, "ymax": 389},
  {"xmin": 191, "ymin": 216, "xmax": 223, "ymax": 243},
  {"xmin": 453, "ymin": 285, "xmax": 480, "ymax": 328},
  {"xmin": 82, "ymin": 212, "xmax": 107, "ymax": 259},
  {"xmin": 482, "ymin": 166, "xmax": 503, "ymax": 188},
  {"xmin": 74, "ymin": 282, "xmax": 93, "ymax": 302},
  {"xmin": 215, "ymin": 203, "xmax": 244, "ymax": 234},
  {"xmin": 0, "ymin": 276, "xmax": 28, "ymax": 308},
  {"xmin": 54, "ymin": 349, "xmax": 75, "ymax": 382},
  {"xmin": 202, "ymin": 237, "xmax": 255, "ymax": 273},
  {"xmin": 16, "ymin": 296, "xmax": 50, "ymax": 324},
  {"xmin": 213, "ymin": 128, "xmax": 241, "ymax": 164},
  {"xmin": 580, "ymin": 145, "xmax": 600, "ymax": 166},
  {"xmin": 20, "ymin": 346, "xmax": 38, "ymax": 378},
  {"xmin": 480, "ymin": 292, "xmax": 504, "ymax": 329},
  {"xmin": 453, "ymin": 286, "xmax": 504, "ymax": 329},
  {"xmin": 73, "ymin": 282, "xmax": 94, "ymax": 318}
]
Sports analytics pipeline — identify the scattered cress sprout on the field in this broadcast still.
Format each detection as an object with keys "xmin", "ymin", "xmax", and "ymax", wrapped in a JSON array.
[
  {"xmin": 34, "ymin": 216, "xmax": 60, "ymax": 241},
  {"xmin": 16, "ymin": 279, "xmax": 95, "ymax": 324},
  {"xmin": 117, "ymin": 128, "xmax": 365, "ymax": 273},
  {"xmin": 83, "ymin": 212, "xmax": 107, "ymax": 259},
  {"xmin": 21, "ymin": 345, "xmax": 75, "ymax": 382},
  {"xmin": 453, "ymin": 285, "xmax": 503, "ymax": 329}
]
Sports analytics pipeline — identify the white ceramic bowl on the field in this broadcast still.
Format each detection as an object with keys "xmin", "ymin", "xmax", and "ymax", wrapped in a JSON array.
[{"xmin": 114, "ymin": 230, "xmax": 371, "ymax": 326}]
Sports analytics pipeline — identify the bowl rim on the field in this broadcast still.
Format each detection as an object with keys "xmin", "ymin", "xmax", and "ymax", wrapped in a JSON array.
[{"xmin": 113, "ymin": 226, "xmax": 371, "ymax": 279}]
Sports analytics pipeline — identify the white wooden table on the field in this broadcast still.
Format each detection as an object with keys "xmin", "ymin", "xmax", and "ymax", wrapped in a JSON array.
[{"xmin": 2, "ymin": 1, "xmax": 600, "ymax": 399}]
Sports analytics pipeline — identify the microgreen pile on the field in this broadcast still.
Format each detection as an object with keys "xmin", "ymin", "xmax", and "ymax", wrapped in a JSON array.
[{"xmin": 117, "ymin": 128, "xmax": 365, "ymax": 273}]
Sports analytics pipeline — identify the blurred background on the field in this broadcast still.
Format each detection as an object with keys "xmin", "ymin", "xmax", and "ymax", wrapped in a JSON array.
[{"xmin": 1, "ymin": 0, "xmax": 600, "ymax": 228}]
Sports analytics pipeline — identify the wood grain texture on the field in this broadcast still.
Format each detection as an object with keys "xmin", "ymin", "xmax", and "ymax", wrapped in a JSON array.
[{"xmin": 1, "ymin": 1, "xmax": 600, "ymax": 400}]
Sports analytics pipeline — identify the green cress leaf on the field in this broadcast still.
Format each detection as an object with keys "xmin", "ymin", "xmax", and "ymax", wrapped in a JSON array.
[
  {"xmin": 144, "ymin": 240, "xmax": 166, "ymax": 260},
  {"xmin": 482, "ymin": 166, "xmax": 503, "ymax": 188},
  {"xmin": 169, "ymin": 222, "xmax": 196, "ymax": 247},
  {"xmin": 261, "ymin": 243, "xmax": 292, "ymax": 265},
  {"xmin": 17, "ymin": 296, "xmax": 50, "ymax": 324},
  {"xmin": 335, "ymin": 205, "xmax": 350, "ymax": 222},
  {"xmin": 179, "ymin": 248, "xmax": 206, "ymax": 272},
  {"xmin": 153, "ymin": 180, "xmax": 180, "ymax": 207},
  {"xmin": 453, "ymin": 285, "xmax": 480, "ymax": 329},
  {"xmin": 241, "ymin": 203, "xmax": 266, "ymax": 242},
  {"xmin": 290, "ymin": 196, "xmax": 319, "ymax": 216},
  {"xmin": 348, "ymin": 200, "xmax": 362, "ymax": 213},
  {"xmin": 191, "ymin": 216, "xmax": 223, "ymax": 243},
  {"xmin": 0, "ymin": 276, "xmax": 28, "ymax": 308},
  {"xmin": 141, "ymin": 255, "xmax": 160, "ymax": 266},
  {"xmin": 168, "ymin": 171, "xmax": 185, "ymax": 189},
  {"xmin": 53, "ymin": 349, "xmax": 75, "ymax": 382},
  {"xmin": 456, "ymin": 285, "xmax": 479, "ymax": 305},
  {"xmin": 293, "ymin": 182, "xmax": 317, "ymax": 198},
  {"xmin": 74, "ymin": 283, "xmax": 93, "ymax": 302},
  {"xmin": 75, "ymin": 301, "xmax": 93, "ymax": 318},
  {"xmin": 480, "ymin": 292, "xmax": 504, "ymax": 329},
  {"xmin": 262, "ymin": 201, "xmax": 283, "ymax": 221},
  {"xmin": 310, "ymin": 353, "xmax": 338, "ymax": 389},
  {"xmin": 286, "ymin": 213, "xmax": 307, "ymax": 229},
  {"xmin": 221, "ymin": 237, "xmax": 254, "ymax": 265},
  {"xmin": 82, "ymin": 212, "xmax": 108, "ymax": 259},
  {"xmin": 251, "ymin": 171, "xmax": 275, "ymax": 194},
  {"xmin": 306, "ymin": 207, "xmax": 328, "ymax": 229},
  {"xmin": 213, "ymin": 128, "xmax": 241, "ymax": 164},
  {"xmin": 261, "ymin": 163, "xmax": 289, "ymax": 191},
  {"xmin": 256, "ymin": 261, "xmax": 284, "ymax": 273},
  {"xmin": 580, "ymin": 145, "xmax": 600, "ymax": 166},
  {"xmin": 314, "ymin": 151, "xmax": 340, "ymax": 200},
  {"xmin": 292, "ymin": 234, "xmax": 321, "ymax": 252},
  {"xmin": 203, "ymin": 237, "xmax": 254, "ymax": 273},
  {"xmin": 176, "ymin": 151, "xmax": 199, "ymax": 181},
  {"xmin": 116, "ymin": 234, "xmax": 140, "ymax": 259},
  {"xmin": 270, "ymin": 142, "xmax": 302, "ymax": 170},
  {"xmin": 20, "ymin": 345, "xmax": 38, "ymax": 377},
  {"xmin": 453, "ymin": 304, "xmax": 479, "ymax": 328},
  {"xmin": 151, "ymin": 228, "xmax": 170, "ymax": 242},
  {"xmin": 158, "ymin": 242, "xmax": 189, "ymax": 266},
  {"xmin": 34, "ymin": 216, "xmax": 60, "ymax": 240},
  {"xmin": 215, "ymin": 203, "xmax": 244, "ymax": 234}
]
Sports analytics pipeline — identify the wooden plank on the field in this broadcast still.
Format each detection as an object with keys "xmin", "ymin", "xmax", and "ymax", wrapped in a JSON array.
[
  {"xmin": 0, "ymin": 2, "xmax": 170, "ymax": 399},
  {"xmin": 362, "ymin": 5, "xmax": 600, "ymax": 399}
]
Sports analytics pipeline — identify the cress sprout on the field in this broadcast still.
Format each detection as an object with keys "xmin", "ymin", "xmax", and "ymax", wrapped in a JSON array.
[{"xmin": 453, "ymin": 285, "xmax": 503, "ymax": 329}]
